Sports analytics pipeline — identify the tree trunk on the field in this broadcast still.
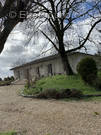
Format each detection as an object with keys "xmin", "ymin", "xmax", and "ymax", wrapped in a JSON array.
[
  {"xmin": 0, "ymin": 19, "xmax": 19, "ymax": 53},
  {"xmin": 60, "ymin": 52, "xmax": 74, "ymax": 75},
  {"xmin": 58, "ymin": 33, "xmax": 74, "ymax": 75}
]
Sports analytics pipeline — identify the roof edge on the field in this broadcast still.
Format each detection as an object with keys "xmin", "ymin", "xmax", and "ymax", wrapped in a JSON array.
[{"xmin": 10, "ymin": 52, "xmax": 94, "ymax": 70}]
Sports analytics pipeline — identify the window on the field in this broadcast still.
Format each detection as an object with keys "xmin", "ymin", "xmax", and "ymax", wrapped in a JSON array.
[
  {"xmin": 24, "ymin": 69, "xmax": 29, "ymax": 79},
  {"xmin": 36, "ymin": 67, "xmax": 40, "ymax": 77},
  {"xmin": 26, "ymin": 69, "xmax": 30, "ymax": 79},
  {"xmin": 48, "ymin": 64, "xmax": 53, "ymax": 75}
]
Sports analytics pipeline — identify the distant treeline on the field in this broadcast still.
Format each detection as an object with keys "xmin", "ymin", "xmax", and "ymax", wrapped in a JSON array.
[{"xmin": 0, "ymin": 76, "xmax": 14, "ymax": 82}]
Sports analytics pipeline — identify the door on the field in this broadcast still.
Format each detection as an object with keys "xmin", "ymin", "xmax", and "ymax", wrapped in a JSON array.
[
  {"xmin": 17, "ymin": 71, "xmax": 20, "ymax": 79},
  {"xmin": 48, "ymin": 64, "xmax": 53, "ymax": 76},
  {"xmin": 36, "ymin": 67, "xmax": 40, "ymax": 78}
]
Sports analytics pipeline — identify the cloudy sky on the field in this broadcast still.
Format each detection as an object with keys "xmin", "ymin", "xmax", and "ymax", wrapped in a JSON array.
[
  {"xmin": 0, "ymin": 17, "xmax": 101, "ymax": 78},
  {"xmin": 0, "ymin": 22, "xmax": 55, "ymax": 78}
]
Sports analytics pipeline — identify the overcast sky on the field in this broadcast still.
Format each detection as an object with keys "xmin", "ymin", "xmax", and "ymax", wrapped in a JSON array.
[
  {"xmin": 0, "ymin": 18, "xmax": 101, "ymax": 79},
  {"xmin": 0, "ymin": 23, "xmax": 53, "ymax": 78}
]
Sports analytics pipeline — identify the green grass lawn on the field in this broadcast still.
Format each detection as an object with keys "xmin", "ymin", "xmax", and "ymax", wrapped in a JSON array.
[
  {"xmin": 36, "ymin": 75, "xmax": 101, "ymax": 95},
  {"xmin": 0, "ymin": 131, "xmax": 16, "ymax": 135},
  {"xmin": 22, "ymin": 74, "xmax": 101, "ymax": 96}
]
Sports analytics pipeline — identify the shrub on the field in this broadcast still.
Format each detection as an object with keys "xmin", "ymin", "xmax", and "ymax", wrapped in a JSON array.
[
  {"xmin": 94, "ymin": 78, "xmax": 101, "ymax": 90},
  {"xmin": 4, "ymin": 77, "xmax": 10, "ymax": 81},
  {"xmin": 4, "ymin": 77, "xmax": 7, "ymax": 81},
  {"xmin": 3, "ymin": 76, "xmax": 14, "ymax": 82},
  {"xmin": 0, "ymin": 78, "xmax": 2, "ymax": 81},
  {"xmin": 10, "ymin": 76, "xmax": 14, "ymax": 81},
  {"xmin": 77, "ymin": 57, "xmax": 97, "ymax": 85},
  {"xmin": 69, "ymin": 89, "xmax": 83, "ymax": 98},
  {"xmin": 36, "ymin": 88, "xmax": 83, "ymax": 99},
  {"xmin": 36, "ymin": 88, "xmax": 59, "ymax": 99},
  {"xmin": 22, "ymin": 87, "xmax": 36, "ymax": 96}
]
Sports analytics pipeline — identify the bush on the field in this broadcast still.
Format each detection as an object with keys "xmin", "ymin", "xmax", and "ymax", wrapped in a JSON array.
[
  {"xmin": 77, "ymin": 57, "xmax": 97, "ymax": 85},
  {"xmin": 0, "ymin": 81, "xmax": 11, "ymax": 86},
  {"xmin": 94, "ymin": 78, "xmax": 101, "ymax": 90},
  {"xmin": 4, "ymin": 76, "xmax": 14, "ymax": 82},
  {"xmin": 36, "ymin": 88, "xmax": 60, "ymax": 99},
  {"xmin": 69, "ymin": 89, "xmax": 83, "ymax": 98},
  {"xmin": 4, "ymin": 77, "xmax": 8, "ymax": 81},
  {"xmin": 4, "ymin": 77, "xmax": 10, "ymax": 81},
  {"xmin": 10, "ymin": 76, "xmax": 14, "ymax": 81},
  {"xmin": 36, "ymin": 88, "xmax": 83, "ymax": 99}
]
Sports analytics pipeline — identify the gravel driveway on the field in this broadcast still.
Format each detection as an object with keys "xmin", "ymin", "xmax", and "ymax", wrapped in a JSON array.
[{"xmin": 0, "ymin": 85, "xmax": 101, "ymax": 135}]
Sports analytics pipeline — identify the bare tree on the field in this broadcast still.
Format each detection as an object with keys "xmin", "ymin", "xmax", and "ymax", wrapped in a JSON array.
[
  {"xmin": 88, "ymin": 27, "xmax": 101, "ymax": 55},
  {"xmin": 0, "ymin": 0, "xmax": 101, "ymax": 75},
  {"xmin": 24, "ymin": 0, "xmax": 101, "ymax": 75}
]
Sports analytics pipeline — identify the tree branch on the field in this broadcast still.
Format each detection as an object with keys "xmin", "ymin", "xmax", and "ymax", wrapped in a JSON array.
[
  {"xmin": 40, "ymin": 30, "xmax": 59, "ymax": 51},
  {"xmin": 67, "ymin": 19, "xmax": 101, "ymax": 53}
]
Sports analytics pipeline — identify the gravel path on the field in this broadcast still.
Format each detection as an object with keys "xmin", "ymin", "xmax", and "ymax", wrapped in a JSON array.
[{"xmin": 0, "ymin": 85, "xmax": 101, "ymax": 135}]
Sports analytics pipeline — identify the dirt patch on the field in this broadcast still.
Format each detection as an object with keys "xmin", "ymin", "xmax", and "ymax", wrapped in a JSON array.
[{"xmin": 0, "ymin": 85, "xmax": 101, "ymax": 135}]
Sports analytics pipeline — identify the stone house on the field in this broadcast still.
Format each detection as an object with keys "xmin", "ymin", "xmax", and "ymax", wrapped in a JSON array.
[{"xmin": 10, "ymin": 52, "xmax": 101, "ymax": 80}]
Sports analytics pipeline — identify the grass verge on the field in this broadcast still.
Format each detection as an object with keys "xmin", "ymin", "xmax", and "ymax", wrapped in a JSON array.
[
  {"xmin": 63, "ymin": 96, "xmax": 101, "ymax": 102},
  {"xmin": 0, "ymin": 81, "xmax": 11, "ymax": 86},
  {"xmin": 0, "ymin": 131, "xmax": 16, "ymax": 135}
]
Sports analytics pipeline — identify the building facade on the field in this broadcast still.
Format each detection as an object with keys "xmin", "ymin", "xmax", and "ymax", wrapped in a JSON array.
[{"xmin": 11, "ymin": 52, "xmax": 101, "ymax": 80}]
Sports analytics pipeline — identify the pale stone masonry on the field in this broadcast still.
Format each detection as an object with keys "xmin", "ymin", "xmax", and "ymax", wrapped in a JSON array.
[{"xmin": 10, "ymin": 52, "xmax": 101, "ymax": 80}]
